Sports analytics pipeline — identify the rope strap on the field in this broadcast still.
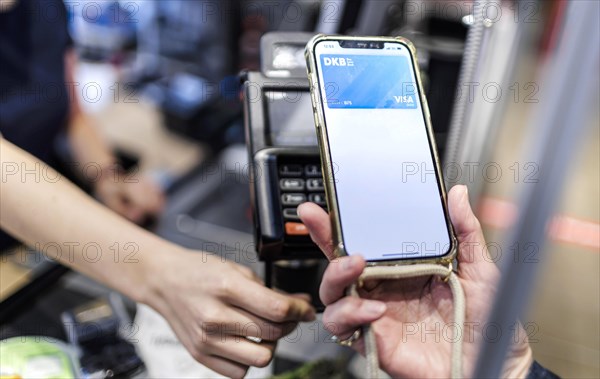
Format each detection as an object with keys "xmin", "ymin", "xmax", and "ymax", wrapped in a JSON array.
[{"xmin": 349, "ymin": 264, "xmax": 465, "ymax": 379}]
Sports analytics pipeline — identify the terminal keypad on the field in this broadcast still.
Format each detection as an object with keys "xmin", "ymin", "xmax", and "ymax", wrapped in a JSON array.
[{"xmin": 278, "ymin": 162, "xmax": 328, "ymax": 236}]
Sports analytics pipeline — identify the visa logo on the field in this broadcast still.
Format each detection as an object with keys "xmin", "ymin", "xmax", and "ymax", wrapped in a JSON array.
[
  {"xmin": 394, "ymin": 95, "xmax": 414, "ymax": 104},
  {"xmin": 323, "ymin": 57, "xmax": 354, "ymax": 67}
]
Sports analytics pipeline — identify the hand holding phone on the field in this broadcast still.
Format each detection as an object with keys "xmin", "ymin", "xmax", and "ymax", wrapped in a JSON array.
[
  {"xmin": 305, "ymin": 35, "xmax": 456, "ymax": 265},
  {"xmin": 297, "ymin": 186, "xmax": 534, "ymax": 378}
]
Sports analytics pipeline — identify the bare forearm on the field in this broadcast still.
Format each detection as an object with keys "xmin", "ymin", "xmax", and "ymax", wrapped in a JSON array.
[
  {"xmin": 0, "ymin": 138, "xmax": 173, "ymax": 302},
  {"xmin": 68, "ymin": 112, "xmax": 115, "ymax": 169},
  {"xmin": 64, "ymin": 49, "xmax": 114, "ymax": 170}
]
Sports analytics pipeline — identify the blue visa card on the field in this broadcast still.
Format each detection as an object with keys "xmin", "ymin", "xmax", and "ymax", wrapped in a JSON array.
[{"xmin": 320, "ymin": 54, "xmax": 418, "ymax": 109}]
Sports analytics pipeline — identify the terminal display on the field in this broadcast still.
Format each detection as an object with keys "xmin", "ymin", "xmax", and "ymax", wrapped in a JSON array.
[{"xmin": 265, "ymin": 91, "xmax": 318, "ymax": 147}]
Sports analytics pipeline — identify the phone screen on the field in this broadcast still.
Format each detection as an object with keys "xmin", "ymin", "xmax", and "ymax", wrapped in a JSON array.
[{"xmin": 313, "ymin": 39, "xmax": 452, "ymax": 261}]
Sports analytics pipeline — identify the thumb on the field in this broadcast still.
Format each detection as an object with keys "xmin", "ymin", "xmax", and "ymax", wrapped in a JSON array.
[
  {"xmin": 448, "ymin": 185, "xmax": 498, "ymax": 282},
  {"xmin": 448, "ymin": 185, "xmax": 482, "ymax": 242}
]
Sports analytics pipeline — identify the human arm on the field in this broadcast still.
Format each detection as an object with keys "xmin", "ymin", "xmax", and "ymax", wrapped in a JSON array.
[
  {"xmin": 64, "ymin": 50, "xmax": 164, "ymax": 223},
  {"xmin": 298, "ymin": 185, "xmax": 533, "ymax": 378},
  {"xmin": 0, "ymin": 137, "xmax": 315, "ymax": 378}
]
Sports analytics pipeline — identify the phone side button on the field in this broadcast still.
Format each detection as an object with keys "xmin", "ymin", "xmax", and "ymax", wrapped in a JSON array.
[
  {"xmin": 285, "ymin": 222, "xmax": 309, "ymax": 236},
  {"xmin": 313, "ymin": 111, "xmax": 320, "ymax": 130}
]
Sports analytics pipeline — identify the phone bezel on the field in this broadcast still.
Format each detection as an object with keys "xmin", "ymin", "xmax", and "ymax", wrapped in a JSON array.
[{"xmin": 305, "ymin": 34, "xmax": 457, "ymax": 266}]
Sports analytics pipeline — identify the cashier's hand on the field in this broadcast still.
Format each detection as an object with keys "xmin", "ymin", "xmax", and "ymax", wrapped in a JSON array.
[
  {"xmin": 298, "ymin": 185, "xmax": 533, "ymax": 378},
  {"xmin": 145, "ymin": 250, "xmax": 316, "ymax": 378},
  {"xmin": 94, "ymin": 170, "xmax": 165, "ymax": 224}
]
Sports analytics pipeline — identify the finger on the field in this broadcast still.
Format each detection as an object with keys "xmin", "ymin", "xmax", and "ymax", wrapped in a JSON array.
[
  {"xmin": 320, "ymin": 255, "xmax": 365, "ymax": 305},
  {"xmin": 289, "ymin": 293, "xmax": 312, "ymax": 303},
  {"xmin": 101, "ymin": 193, "xmax": 129, "ymax": 217},
  {"xmin": 112, "ymin": 199, "xmax": 145, "ymax": 224},
  {"xmin": 144, "ymin": 183, "xmax": 165, "ymax": 214},
  {"xmin": 193, "ymin": 353, "xmax": 249, "ymax": 379},
  {"xmin": 164, "ymin": 305, "xmax": 249, "ymax": 378},
  {"xmin": 125, "ymin": 179, "xmax": 164, "ymax": 215},
  {"xmin": 227, "ymin": 280, "xmax": 316, "ymax": 323},
  {"xmin": 109, "ymin": 202, "xmax": 129, "ymax": 218},
  {"xmin": 448, "ymin": 185, "xmax": 499, "ymax": 281},
  {"xmin": 147, "ymin": 183, "xmax": 166, "ymax": 213},
  {"xmin": 448, "ymin": 185, "xmax": 484, "ymax": 246},
  {"xmin": 271, "ymin": 288, "xmax": 312, "ymax": 304},
  {"xmin": 322, "ymin": 297, "xmax": 386, "ymax": 339},
  {"xmin": 124, "ymin": 205, "xmax": 145, "ymax": 224},
  {"xmin": 204, "ymin": 334, "xmax": 276, "ymax": 369},
  {"xmin": 105, "ymin": 185, "xmax": 142, "ymax": 221},
  {"xmin": 298, "ymin": 202, "xmax": 336, "ymax": 260},
  {"xmin": 233, "ymin": 264, "xmax": 263, "ymax": 284},
  {"xmin": 217, "ymin": 306, "xmax": 298, "ymax": 341}
]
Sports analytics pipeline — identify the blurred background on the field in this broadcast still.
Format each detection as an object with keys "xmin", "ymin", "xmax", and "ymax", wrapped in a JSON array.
[{"xmin": 0, "ymin": 1, "xmax": 598, "ymax": 378}]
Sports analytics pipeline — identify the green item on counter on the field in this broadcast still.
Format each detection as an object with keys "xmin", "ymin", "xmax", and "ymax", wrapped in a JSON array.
[
  {"xmin": 0, "ymin": 337, "xmax": 79, "ymax": 379},
  {"xmin": 271, "ymin": 358, "xmax": 351, "ymax": 379}
]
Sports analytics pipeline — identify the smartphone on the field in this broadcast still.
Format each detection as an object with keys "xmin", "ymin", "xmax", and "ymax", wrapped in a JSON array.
[{"xmin": 305, "ymin": 35, "xmax": 456, "ymax": 264}]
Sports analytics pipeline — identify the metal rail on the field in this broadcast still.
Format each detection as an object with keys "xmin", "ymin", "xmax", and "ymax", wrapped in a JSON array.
[{"xmin": 474, "ymin": 1, "xmax": 600, "ymax": 377}]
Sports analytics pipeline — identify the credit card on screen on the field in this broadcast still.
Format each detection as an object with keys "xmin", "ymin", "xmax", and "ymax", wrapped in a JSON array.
[{"xmin": 319, "ymin": 54, "xmax": 418, "ymax": 109}]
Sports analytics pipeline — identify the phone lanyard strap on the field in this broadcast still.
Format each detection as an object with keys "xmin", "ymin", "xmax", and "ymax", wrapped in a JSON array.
[{"xmin": 349, "ymin": 264, "xmax": 465, "ymax": 379}]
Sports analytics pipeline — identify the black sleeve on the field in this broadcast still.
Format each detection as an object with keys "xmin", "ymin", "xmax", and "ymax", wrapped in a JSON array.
[
  {"xmin": 59, "ymin": 0, "xmax": 74, "ymax": 48},
  {"xmin": 526, "ymin": 360, "xmax": 561, "ymax": 379}
]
